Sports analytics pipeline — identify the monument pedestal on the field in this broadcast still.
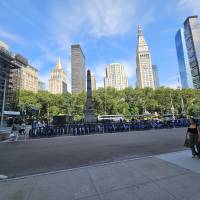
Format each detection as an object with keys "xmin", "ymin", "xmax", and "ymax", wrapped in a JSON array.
[{"xmin": 85, "ymin": 109, "xmax": 97, "ymax": 123}]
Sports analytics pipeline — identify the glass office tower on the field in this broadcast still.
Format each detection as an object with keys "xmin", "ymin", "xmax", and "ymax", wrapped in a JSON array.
[
  {"xmin": 175, "ymin": 28, "xmax": 193, "ymax": 88},
  {"xmin": 184, "ymin": 16, "xmax": 200, "ymax": 89}
]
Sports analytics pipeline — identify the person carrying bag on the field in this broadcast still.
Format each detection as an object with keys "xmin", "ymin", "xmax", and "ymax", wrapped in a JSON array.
[{"xmin": 185, "ymin": 118, "xmax": 200, "ymax": 158}]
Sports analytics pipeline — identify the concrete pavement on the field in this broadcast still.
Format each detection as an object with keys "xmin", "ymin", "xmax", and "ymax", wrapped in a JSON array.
[
  {"xmin": 0, "ymin": 128, "xmax": 186, "ymax": 178},
  {"xmin": 0, "ymin": 150, "xmax": 200, "ymax": 200}
]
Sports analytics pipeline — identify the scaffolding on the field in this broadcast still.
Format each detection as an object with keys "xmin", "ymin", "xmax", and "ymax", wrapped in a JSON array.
[{"xmin": 0, "ymin": 47, "xmax": 26, "ymax": 112}]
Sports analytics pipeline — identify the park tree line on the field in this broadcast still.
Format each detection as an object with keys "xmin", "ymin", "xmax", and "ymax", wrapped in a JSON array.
[{"xmin": 18, "ymin": 87, "xmax": 200, "ymax": 121}]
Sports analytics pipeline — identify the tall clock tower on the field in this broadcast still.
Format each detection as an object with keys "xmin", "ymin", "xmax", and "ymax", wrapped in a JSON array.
[{"xmin": 136, "ymin": 26, "xmax": 155, "ymax": 89}]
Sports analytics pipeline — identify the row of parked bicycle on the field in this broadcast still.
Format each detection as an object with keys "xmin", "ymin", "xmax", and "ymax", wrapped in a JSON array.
[{"xmin": 29, "ymin": 119, "xmax": 194, "ymax": 139}]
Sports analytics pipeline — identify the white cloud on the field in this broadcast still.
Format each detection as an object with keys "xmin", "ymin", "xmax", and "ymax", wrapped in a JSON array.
[
  {"xmin": 36, "ymin": 44, "xmax": 58, "ymax": 63},
  {"xmin": 1, "ymin": 0, "xmax": 156, "ymax": 92},
  {"xmin": 161, "ymin": 28, "xmax": 177, "ymax": 34},
  {"xmin": 31, "ymin": 43, "xmax": 70, "ymax": 86},
  {"xmin": 38, "ymin": 74, "xmax": 49, "ymax": 90},
  {"xmin": 46, "ymin": 0, "xmax": 154, "ymax": 91},
  {"xmin": 165, "ymin": 75, "xmax": 179, "ymax": 83},
  {"xmin": 0, "ymin": 28, "xmax": 25, "ymax": 45},
  {"xmin": 120, "ymin": 59, "xmax": 136, "ymax": 87},
  {"xmin": 38, "ymin": 74, "xmax": 49, "ymax": 83},
  {"xmin": 120, "ymin": 60, "xmax": 135, "ymax": 79},
  {"xmin": 92, "ymin": 63, "xmax": 107, "ymax": 88},
  {"xmin": 178, "ymin": 0, "xmax": 200, "ymax": 13},
  {"xmin": 164, "ymin": 82, "xmax": 179, "ymax": 89},
  {"xmin": 84, "ymin": 0, "xmax": 137, "ymax": 37},
  {"xmin": 161, "ymin": 75, "xmax": 181, "ymax": 89},
  {"xmin": 50, "ymin": 0, "xmax": 154, "ymax": 46},
  {"xmin": 0, "ymin": 0, "xmax": 50, "ymax": 31},
  {"xmin": 30, "ymin": 58, "xmax": 45, "ymax": 70}
]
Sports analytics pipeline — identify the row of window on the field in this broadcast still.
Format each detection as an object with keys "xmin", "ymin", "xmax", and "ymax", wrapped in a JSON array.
[{"xmin": 140, "ymin": 53, "xmax": 149, "ymax": 57}]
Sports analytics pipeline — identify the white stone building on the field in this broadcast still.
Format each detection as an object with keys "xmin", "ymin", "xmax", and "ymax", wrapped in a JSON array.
[
  {"xmin": 20, "ymin": 64, "xmax": 38, "ymax": 93},
  {"xmin": 48, "ymin": 58, "xmax": 67, "ymax": 94},
  {"xmin": 104, "ymin": 63, "xmax": 128, "ymax": 90},
  {"xmin": 12, "ymin": 54, "xmax": 38, "ymax": 93}
]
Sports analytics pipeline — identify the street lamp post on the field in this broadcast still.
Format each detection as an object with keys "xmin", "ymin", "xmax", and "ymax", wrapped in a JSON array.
[
  {"xmin": 180, "ymin": 97, "xmax": 185, "ymax": 116},
  {"xmin": 1, "ymin": 79, "xmax": 7, "ymax": 127},
  {"xmin": 170, "ymin": 94, "xmax": 175, "ymax": 127}
]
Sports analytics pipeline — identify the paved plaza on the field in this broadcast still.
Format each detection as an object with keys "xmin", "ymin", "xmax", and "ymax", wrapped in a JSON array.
[{"xmin": 1, "ymin": 128, "xmax": 200, "ymax": 200}]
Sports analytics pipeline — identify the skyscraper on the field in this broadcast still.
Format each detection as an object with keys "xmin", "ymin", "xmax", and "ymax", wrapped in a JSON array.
[
  {"xmin": 175, "ymin": 28, "xmax": 193, "ymax": 88},
  {"xmin": 91, "ymin": 72, "xmax": 96, "ymax": 91},
  {"xmin": 152, "ymin": 65, "xmax": 160, "ymax": 88},
  {"xmin": 183, "ymin": 16, "xmax": 200, "ymax": 89},
  {"xmin": 136, "ymin": 26, "xmax": 155, "ymax": 89},
  {"xmin": 48, "ymin": 58, "xmax": 67, "ymax": 94},
  {"xmin": 38, "ymin": 81, "xmax": 46, "ymax": 91},
  {"xmin": 71, "ymin": 44, "xmax": 86, "ymax": 94},
  {"xmin": 104, "ymin": 63, "xmax": 128, "ymax": 90}
]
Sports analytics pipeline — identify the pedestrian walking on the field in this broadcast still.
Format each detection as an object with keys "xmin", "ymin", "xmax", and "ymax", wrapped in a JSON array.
[
  {"xmin": 20, "ymin": 121, "xmax": 26, "ymax": 134},
  {"xmin": 187, "ymin": 118, "xmax": 200, "ymax": 158}
]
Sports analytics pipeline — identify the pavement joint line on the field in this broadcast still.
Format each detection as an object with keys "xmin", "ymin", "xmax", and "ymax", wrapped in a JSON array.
[
  {"xmin": 128, "ymin": 157, "xmax": 191, "ymax": 200},
  {"xmin": 152, "ymin": 178, "xmax": 181, "ymax": 200},
  {"xmin": 0, "ymin": 149, "xmax": 190, "ymax": 183},
  {"xmin": 124, "ymin": 158, "xmax": 189, "ymax": 200},
  {"xmin": 85, "ymin": 179, "xmax": 151, "ymax": 198},
  {"xmin": 150, "ymin": 167, "xmax": 195, "ymax": 200},
  {"xmin": 26, "ymin": 177, "xmax": 39, "ymax": 200},
  {"xmin": 85, "ymin": 168, "xmax": 101, "ymax": 199},
  {"xmin": 79, "ymin": 168, "xmax": 193, "ymax": 199},
  {"xmin": 125, "ymin": 159, "xmax": 192, "ymax": 183},
  {"xmin": 75, "ymin": 194, "xmax": 100, "ymax": 200},
  {"xmin": 0, "ymin": 155, "xmax": 154, "ymax": 182},
  {"xmin": 74, "ymin": 172, "xmax": 190, "ymax": 199}
]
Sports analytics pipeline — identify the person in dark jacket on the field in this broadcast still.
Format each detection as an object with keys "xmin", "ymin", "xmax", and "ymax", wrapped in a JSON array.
[{"xmin": 187, "ymin": 118, "xmax": 200, "ymax": 158}]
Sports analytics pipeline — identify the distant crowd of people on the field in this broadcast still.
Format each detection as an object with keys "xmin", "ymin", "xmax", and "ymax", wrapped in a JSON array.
[
  {"xmin": 28, "ymin": 118, "xmax": 193, "ymax": 139},
  {"xmin": 9, "ymin": 121, "xmax": 27, "ymax": 141}
]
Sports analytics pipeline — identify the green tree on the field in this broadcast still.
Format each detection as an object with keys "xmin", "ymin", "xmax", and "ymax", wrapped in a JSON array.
[
  {"xmin": 18, "ymin": 90, "xmax": 37, "ymax": 116},
  {"xmin": 71, "ymin": 92, "xmax": 86, "ymax": 120},
  {"xmin": 18, "ymin": 87, "xmax": 200, "ymax": 121}
]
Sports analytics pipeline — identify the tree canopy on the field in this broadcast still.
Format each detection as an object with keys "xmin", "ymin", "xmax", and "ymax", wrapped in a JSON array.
[{"xmin": 18, "ymin": 87, "xmax": 200, "ymax": 120}]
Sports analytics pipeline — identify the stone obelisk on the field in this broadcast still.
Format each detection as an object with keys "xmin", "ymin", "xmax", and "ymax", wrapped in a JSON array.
[{"xmin": 85, "ymin": 70, "xmax": 97, "ymax": 123}]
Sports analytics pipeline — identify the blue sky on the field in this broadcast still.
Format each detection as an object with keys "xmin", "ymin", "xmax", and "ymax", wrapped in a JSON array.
[{"xmin": 0, "ymin": 0, "xmax": 199, "ymax": 91}]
